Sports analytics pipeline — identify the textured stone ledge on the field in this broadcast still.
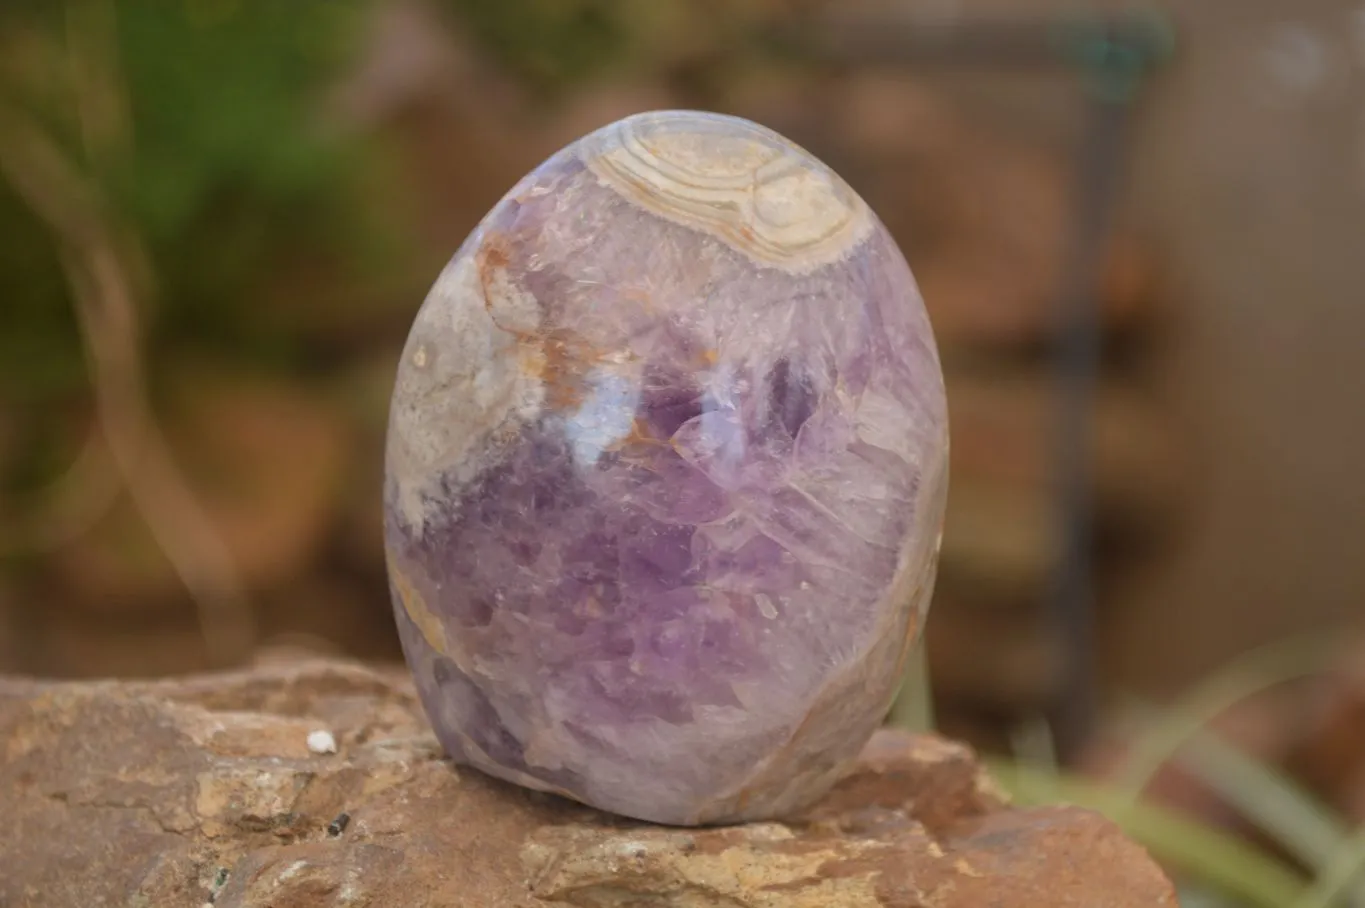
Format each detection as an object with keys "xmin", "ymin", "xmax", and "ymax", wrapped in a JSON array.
[{"xmin": 0, "ymin": 658, "xmax": 1175, "ymax": 907}]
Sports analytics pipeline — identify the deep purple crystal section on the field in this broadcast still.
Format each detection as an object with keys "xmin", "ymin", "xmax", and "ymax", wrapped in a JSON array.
[{"xmin": 384, "ymin": 111, "xmax": 948, "ymax": 825}]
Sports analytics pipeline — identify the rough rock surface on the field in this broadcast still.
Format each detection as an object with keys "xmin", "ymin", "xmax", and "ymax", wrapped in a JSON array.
[
  {"xmin": 0, "ymin": 658, "xmax": 1176, "ymax": 907},
  {"xmin": 384, "ymin": 109, "xmax": 949, "ymax": 826}
]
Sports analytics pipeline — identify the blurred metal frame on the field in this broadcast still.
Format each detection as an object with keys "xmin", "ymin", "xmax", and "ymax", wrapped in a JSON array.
[{"xmin": 765, "ymin": 9, "xmax": 1176, "ymax": 760}]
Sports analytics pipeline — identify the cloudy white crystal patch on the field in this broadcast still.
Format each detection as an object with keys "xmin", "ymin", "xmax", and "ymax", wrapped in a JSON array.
[
  {"xmin": 565, "ymin": 368, "xmax": 643, "ymax": 466},
  {"xmin": 387, "ymin": 250, "xmax": 547, "ymax": 534}
]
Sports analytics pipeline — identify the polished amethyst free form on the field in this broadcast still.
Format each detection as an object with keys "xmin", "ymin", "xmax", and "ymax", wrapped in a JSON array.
[{"xmin": 384, "ymin": 111, "xmax": 948, "ymax": 825}]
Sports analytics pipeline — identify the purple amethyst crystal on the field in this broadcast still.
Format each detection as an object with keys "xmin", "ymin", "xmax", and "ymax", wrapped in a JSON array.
[{"xmin": 384, "ymin": 110, "xmax": 948, "ymax": 826}]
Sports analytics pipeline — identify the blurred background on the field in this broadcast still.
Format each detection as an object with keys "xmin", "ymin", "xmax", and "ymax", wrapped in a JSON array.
[{"xmin": 1, "ymin": 1, "xmax": 1363, "ymax": 903}]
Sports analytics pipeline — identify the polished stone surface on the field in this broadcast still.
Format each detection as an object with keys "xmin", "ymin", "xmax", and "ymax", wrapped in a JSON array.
[{"xmin": 384, "ymin": 110, "xmax": 948, "ymax": 825}]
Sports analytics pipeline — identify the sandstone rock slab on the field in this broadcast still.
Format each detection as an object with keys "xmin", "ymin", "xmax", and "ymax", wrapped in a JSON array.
[{"xmin": 0, "ymin": 658, "xmax": 1176, "ymax": 907}]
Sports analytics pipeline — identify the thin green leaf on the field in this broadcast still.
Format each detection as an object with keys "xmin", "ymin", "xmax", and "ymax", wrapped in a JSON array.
[
  {"xmin": 1113, "ymin": 634, "xmax": 1347, "ymax": 802},
  {"xmin": 1167, "ymin": 718, "xmax": 1355, "ymax": 878},
  {"xmin": 990, "ymin": 758, "xmax": 1308, "ymax": 908},
  {"xmin": 1293, "ymin": 822, "xmax": 1365, "ymax": 908},
  {"xmin": 888, "ymin": 637, "xmax": 934, "ymax": 732},
  {"xmin": 1009, "ymin": 714, "xmax": 1060, "ymax": 771}
]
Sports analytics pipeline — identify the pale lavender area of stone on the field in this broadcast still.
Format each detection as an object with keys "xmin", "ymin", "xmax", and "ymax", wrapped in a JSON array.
[{"xmin": 384, "ymin": 117, "xmax": 947, "ymax": 825}]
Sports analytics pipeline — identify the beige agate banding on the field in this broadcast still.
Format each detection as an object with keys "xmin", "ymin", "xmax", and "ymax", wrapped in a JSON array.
[
  {"xmin": 580, "ymin": 110, "xmax": 874, "ymax": 272},
  {"xmin": 388, "ymin": 557, "xmax": 450, "ymax": 657}
]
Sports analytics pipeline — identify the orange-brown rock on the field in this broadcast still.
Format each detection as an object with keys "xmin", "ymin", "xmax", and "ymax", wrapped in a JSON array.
[{"xmin": 0, "ymin": 658, "xmax": 1176, "ymax": 907}]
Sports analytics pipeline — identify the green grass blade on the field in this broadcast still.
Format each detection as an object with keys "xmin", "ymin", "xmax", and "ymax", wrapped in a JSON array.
[
  {"xmin": 1009, "ymin": 714, "xmax": 1061, "ymax": 771},
  {"xmin": 989, "ymin": 758, "xmax": 1308, "ymax": 908},
  {"xmin": 888, "ymin": 636, "xmax": 934, "ymax": 732},
  {"xmin": 1172, "ymin": 722, "xmax": 1354, "ymax": 877},
  {"xmin": 1113, "ymin": 634, "xmax": 1346, "ymax": 801},
  {"xmin": 1293, "ymin": 822, "xmax": 1365, "ymax": 908}
]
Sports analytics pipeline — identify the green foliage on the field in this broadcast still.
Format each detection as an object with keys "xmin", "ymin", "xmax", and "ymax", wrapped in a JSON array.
[
  {"xmin": 0, "ymin": 179, "xmax": 85, "ymax": 401},
  {"xmin": 435, "ymin": 0, "xmax": 786, "ymax": 99},
  {"xmin": 107, "ymin": 1, "xmax": 380, "ymax": 363},
  {"xmin": 0, "ymin": 2, "xmax": 393, "ymax": 370},
  {"xmin": 0, "ymin": 0, "xmax": 401, "ymax": 491},
  {"xmin": 109, "ymin": 2, "xmax": 361, "ymax": 238},
  {"xmin": 975, "ymin": 634, "xmax": 1365, "ymax": 907},
  {"xmin": 992, "ymin": 758, "xmax": 1308, "ymax": 908},
  {"xmin": 436, "ymin": 0, "xmax": 630, "ymax": 94}
]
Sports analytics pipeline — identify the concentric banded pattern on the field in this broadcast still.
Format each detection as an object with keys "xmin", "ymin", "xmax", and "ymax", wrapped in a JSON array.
[{"xmin": 581, "ymin": 110, "xmax": 872, "ymax": 271}]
